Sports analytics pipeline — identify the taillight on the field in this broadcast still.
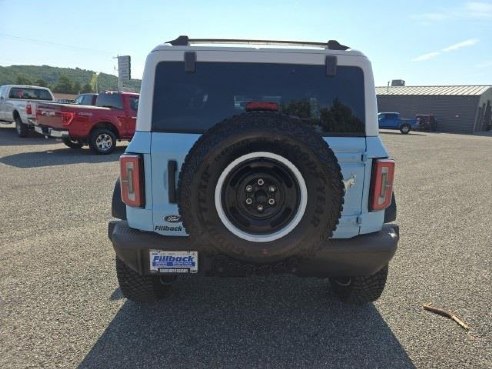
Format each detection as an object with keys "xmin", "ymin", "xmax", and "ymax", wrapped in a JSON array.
[
  {"xmin": 370, "ymin": 159, "xmax": 395, "ymax": 211},
  {"xmin": 245, "ymin": 101, "xmax": 279, "ymax": 112},
  {"xmin": 61, "ymin": 112, "xmax": 75, "ymax": 126},
  {"xmin": 26, "ymin": 103, "xmax": 32, "ymax": 115},
  {"xmin": 120, "ymin": 154, "xmax": 145, "ymax": 207}
]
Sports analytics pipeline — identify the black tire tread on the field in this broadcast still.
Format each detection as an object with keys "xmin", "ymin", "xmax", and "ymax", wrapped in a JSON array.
[
  {"xmin": 178, "ymin": 112, "xmax": 344, "ymax": 262},
  {"xmin": 62, "ymin": 137, "xmax": 83, "ymax": 149},
  {"xmin": 15, "ymin": 116, "xmax": 28, "ymax": 138},
  {"xmin": 330, "ymin": 265, "xmax": 389, "ymax": 305},
  {"xmin": 115, "ymin": 258, "xmax": 169, "ymax": 303}
]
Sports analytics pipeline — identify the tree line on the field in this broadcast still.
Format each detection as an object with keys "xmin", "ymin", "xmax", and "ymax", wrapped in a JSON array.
[
  {"xmin": 0, "ymin": 65, "xmax": 141, "ymax": 94},
  {"xmin": 15, "ymin": 75, "xmax": 93, "ymax": 94}
]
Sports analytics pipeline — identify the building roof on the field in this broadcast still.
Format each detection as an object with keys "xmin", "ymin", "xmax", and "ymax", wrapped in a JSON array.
[{"xmin": 376, "ymin": 85, "xmax": 492, "ymax": 96}]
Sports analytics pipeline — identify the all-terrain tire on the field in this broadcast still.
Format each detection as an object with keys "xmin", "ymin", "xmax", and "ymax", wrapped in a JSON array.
[
  {"xmin": 15, "ymin": 116, "xmax": 28, "ymax": 138},
  {"xmin": 178, "ymin": 112, "xmax": 344, "ymax": 263},
  {"xmin": 62, "ymin": 137, "xmax": 83, "ymax": 149},
  {"xmin": 330, "ymin": 265, "xmax": 389, "ymax": 305},
  {"xmin": 89, "ymin": 128, "xmax": 116, "ymax": 154},
  {"xmin": 116, "ymin": 257, "xmax": 170, "ymax": 303}
]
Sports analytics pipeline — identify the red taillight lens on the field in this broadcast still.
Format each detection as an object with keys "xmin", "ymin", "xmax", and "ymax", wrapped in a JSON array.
[
  {"xmin": 26, "ymin": 103, "xmax": 32, "ymax": 115},
  {"xmin": 370, "ymin": 159, "xmax": 395, "ymax": 211},
  {"xmin": 120, "ymin": 154, "xmax": 144, "ymax": 207},
  {"xmin": 245, "ymin": 101, "xmax": 279, "ymax": 112},
  {"xmin": 61, "ymin": 112, "xmax": 75, "ymax": 126}
]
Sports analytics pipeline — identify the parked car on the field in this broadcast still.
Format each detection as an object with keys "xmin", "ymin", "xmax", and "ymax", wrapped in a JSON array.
[
  {"xmin": 415, "ymin": 114, "xmax": 438, "ymax": 131},
  {"xmin": 0, "ymin": 84, "xmax": 55, "ymax": 137},
  {"xmin": 35, "ymin": 91, "xmax": 139, "ymax": 154},
  {"xmin": 108, "ymin": 36, "xmax": 399, "ymax": 305},
  {"xmin": 56, "ymin": 99, "xmax": 75, "ymax": 104},
  {"xmin": 378, "ymin": 112, "xmax": 418, "ymax": 134}
]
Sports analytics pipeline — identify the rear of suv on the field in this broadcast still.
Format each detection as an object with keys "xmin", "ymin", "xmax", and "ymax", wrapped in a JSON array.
[{"xmin": 108, "ymin": 36, "xmax": 399, "ymax": 305}]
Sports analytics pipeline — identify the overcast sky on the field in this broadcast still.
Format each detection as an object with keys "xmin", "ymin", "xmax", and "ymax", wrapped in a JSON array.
[{"xmin": 1, "ymin": 0, "xmax": 491, "ymax": 86}]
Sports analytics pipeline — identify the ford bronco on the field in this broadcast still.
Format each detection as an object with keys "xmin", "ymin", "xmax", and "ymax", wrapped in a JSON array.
[{"xmin": 108, "ymin": 36, "xmax": 399, "ymax": 304}]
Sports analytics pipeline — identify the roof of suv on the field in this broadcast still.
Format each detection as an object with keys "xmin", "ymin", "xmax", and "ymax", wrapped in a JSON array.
[
  {"xmin": 152, "ymin": 36, "xmax": 365, "ymax": 57},
  {"xmin": 140, "ymin": 36, "xmax": 379, "ymax": 136}
]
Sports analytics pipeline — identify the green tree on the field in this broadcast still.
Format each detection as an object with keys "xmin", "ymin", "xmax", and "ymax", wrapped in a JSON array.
[
  {"xmin": 72, "ymin": 81, "xmax": 81, "ymax": 94},
  {"xmin": 35, "ymin": 79, "xmax": 48, "ymax": 87},
  {"xmin": 53, "ymin": 75, "xmax": 73, "ymax": 93},
  {"xmin": 81, "ymin": 83, "xmax": 93, "ymax": 93},
  {"xmin": 16, "ymin": 75, "xmax": 32, "ymax": 85}
]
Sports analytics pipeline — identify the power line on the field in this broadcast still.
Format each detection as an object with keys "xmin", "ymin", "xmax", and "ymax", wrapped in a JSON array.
[{"xmin": 0, "ymin": 33, "xmax": 115, "ymax": 55}]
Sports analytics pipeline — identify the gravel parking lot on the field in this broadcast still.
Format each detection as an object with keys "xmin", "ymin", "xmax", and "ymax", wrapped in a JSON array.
[{"xmin": 0, "ymin": 124, "xmax": 490, "ymax": 369}]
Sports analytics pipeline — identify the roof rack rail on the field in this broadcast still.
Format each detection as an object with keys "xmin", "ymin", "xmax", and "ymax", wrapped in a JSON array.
[{"xmin": 166, "ymin": 36, "xmax": 349, "ymax": 51}]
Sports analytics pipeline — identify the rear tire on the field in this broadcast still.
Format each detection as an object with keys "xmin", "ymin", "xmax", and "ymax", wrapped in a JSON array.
[
  {"xmin": 330, "ymin": 265, "xmax": 389, "ymax": 305},
  {"xmin": 89, "ymin": 128, "xmax": 116, "ymax": 154},
  {"xmin": 15, "ymin": 116, "xmax": 28, "ymax": 138},
  {"xmin": 116, "ymin": 257, "xmax": 172, "ymax": 303},
  {"xmin": 400, "ymin": 124, "xmax": 411, "ymax": 134},
  {"xmin": 62, "ymin": 137, "xmax": 83, "ymax": 149}
]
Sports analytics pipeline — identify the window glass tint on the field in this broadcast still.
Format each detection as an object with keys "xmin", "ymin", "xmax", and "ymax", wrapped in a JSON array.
[
  {"xmin": 129, "ymin": 96, "xmax": 139, "ymax": 112},
  {"xmin": 81, "ymin": 94, "xmax": 95, "ymax": 105},
  {"xmin": 152, "ymin": 62, "xmax": 365, "ymax": 135},
  {"xmin": 96, "ymin": 93, "xmax": 122, "ymax": 109},
  {"xmin": 9, "ymin": 88, "xmax": 52, "ymax": 100}
]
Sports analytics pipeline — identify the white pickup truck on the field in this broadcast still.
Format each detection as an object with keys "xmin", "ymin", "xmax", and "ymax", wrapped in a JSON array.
[{"xmin": 0, "ymin": 84, "xmax": 55, "ymax": 137}]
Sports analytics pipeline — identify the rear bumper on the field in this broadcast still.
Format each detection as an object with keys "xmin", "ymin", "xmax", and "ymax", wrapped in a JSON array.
[
  {"xmin": 34, "ymin": 125, "xmax": 69, "ymax": 138},
  {"xmin": 108, "ymin": 220, "xmax": 399, "ymax": 278}
]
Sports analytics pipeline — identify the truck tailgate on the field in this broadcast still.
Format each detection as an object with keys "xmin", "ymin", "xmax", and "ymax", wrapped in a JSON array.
[
  {"xmin": 36, "ymin": 103, "xmax": 104, "ymax": 129},
  {"xmin": 35, "ymin": 103, "xmax": 67, "ymax": 129}
]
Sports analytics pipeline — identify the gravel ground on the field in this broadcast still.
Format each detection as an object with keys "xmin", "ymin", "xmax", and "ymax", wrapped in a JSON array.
[{"xmin": 0, "ymin": 125, "xmax": 490, "ymax": 369}]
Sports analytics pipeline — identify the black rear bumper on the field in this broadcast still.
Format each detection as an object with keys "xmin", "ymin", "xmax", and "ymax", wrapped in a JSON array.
[{"xmin": 108, "ymin": 220, "xmax": 399, "ymax": 278}]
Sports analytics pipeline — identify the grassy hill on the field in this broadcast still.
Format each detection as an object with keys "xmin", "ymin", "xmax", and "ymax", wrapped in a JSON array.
[{"xmin": 0, "ymin": 65, "xmax": 141, "ymax": 93}]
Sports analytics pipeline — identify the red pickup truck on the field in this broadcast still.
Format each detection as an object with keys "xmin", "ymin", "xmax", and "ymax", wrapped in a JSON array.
[{"xmin": 35, "ymin": 91, "xmax": 139, "ymax": 154}]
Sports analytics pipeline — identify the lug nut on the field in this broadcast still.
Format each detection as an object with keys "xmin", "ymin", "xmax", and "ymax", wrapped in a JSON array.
[
  {"xmin": 245, "ymin": 185, "xmax": 253, "ymax": 192},
  {"xmin": 257, "ymin": 178, "xmax": 264, "ymax": 186},
  {"xmin": 257, "ymin": 204, "xmax": 264, "ymax": 212},
  {"xmin": 268, "ymin": 185, "xmax": 276, "ymax": 192},
  {"xmin": 245, "ymin": 198, "xmax": 253, "ymax": 205},
  {"xmin": 268, "ymin": 198, "xmax": 275, "ymax": 205}
]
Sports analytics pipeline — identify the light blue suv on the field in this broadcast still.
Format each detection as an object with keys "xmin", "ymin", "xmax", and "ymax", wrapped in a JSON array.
[{"xmin": 108, "ymin": 36, "xmax": 399, "ymax": 304}]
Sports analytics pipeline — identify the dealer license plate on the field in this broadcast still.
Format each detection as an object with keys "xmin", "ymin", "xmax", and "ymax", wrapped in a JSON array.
[{"xmin": 149, "ymin": 250, "xmax": 198, "ymax": 273}]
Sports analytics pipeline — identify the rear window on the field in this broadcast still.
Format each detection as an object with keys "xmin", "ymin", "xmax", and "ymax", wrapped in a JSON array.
[
  {"xmin": 9, "ymin": 87, "xmax": 52, "ymax": 101},
  {"xmin": 96, "ymin": 93, "xmax": 123, "ymax": 109},
  {"xmin": 152, "ymin": 62, "xmax": 365, "ymax": 135}
]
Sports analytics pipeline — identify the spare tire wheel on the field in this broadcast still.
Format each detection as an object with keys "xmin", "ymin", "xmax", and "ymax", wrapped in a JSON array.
[{"xmin": 178, "ymin": 112, "xmax": 344, "ymax": 263}]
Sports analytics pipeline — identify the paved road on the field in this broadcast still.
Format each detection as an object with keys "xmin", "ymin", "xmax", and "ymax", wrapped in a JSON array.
[{"xmin": 0, "ymin": 125, "xmax": 490, "ymax": 368}]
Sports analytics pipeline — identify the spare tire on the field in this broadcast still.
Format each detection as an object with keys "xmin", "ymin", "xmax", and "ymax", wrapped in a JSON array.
[{"xmin": 178, "ymin": 112, "xmax": 344, "ymax": 263}]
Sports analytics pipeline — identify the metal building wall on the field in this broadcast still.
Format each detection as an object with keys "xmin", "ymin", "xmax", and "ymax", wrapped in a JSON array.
[
  {"xmin": 376, "ymin": 95, "xmax": 480, "ymax": 133},
  {"xmin": 474, "ymin": 89, "xmax": 492, "ymax": 131}
]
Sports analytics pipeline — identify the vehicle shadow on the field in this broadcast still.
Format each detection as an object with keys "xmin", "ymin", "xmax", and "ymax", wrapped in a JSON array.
[
  {"xmin": 0, "ymin": 125, "xmax": 57, "ymax": 146},
  {"xmin": 0, "ymin": 146, "xmax": 125, "ymax": 168},
  {"xmin": 79, "ymin": 276, "xmax": 415, "ymax": 369}
]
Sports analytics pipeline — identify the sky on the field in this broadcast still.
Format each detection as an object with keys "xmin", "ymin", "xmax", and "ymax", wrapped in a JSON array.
[{"xmin": 0, "ymin": 0, "xmax": 491, "ymax": 86}]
